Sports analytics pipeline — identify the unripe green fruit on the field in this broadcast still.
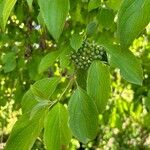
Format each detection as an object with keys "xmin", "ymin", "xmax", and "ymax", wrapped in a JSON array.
[
  {"xmin": 94, "ymin": 55, "xmax": 98, "ymax": 59},
  {"xmin": 75, "ymin": 59, "xmax": 78, "ymax": 62},
  {"xmin": 72, "ymin": 55, "xmax": 76, "ymax": 58},
  {"xmin": 82, "ymin": 52, "xmax": 86, "ymax": 56},
  {"xmin": 70, "ymin": 40, "xmax": 107, "ymax": 70},
  {"xmin": 79, "ymin": 62, "xmax": 82, "ymax": 66},
  {"xmin": 100, "ymin": 51, "xmax": 104, "ymax": 54},
  {"xmin": 95, "ymin": 50, "xmax": 100, "ymax": 54},
  {"xmin": 91, "ymin": 52, "xmax": 95, "ymax": 56},
  {"xmin": 86, "ymin": 50, "xmax": 91, "ymax": 54},
  {"xmin": 85, "ymin": 57, "xmax": 89, "ymax": 60},
  {"xmin": 87, "ymin": 60, "xmax": 91, "ymax": 63}
]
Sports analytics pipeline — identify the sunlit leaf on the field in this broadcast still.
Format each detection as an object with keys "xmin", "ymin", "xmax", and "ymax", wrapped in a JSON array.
[
  {"xmin": 22, "ymin": 77, "xmax": 60, "ymax": 114},
  {"xmin": 88, "ymin": 0, "xmax": 101, "ymax": 12},
  {"xmin": 44, "ymin": 103, "xmax": 72, "ymax": 150},
  {"xmin": 26, "ymin": 0, "xmax": 33, "ymax": 11},
  {"xmin": 96, "ymin": 39, "xmax": 143, "ymax": 85},
  {"xmin": 38, "ymin": 0, "xmax": 70, "ymax": 40},
  {"xmin": 87, "ymin": 60, "xmax": 111, "ymax": 113},
  {"xmin": 0, "ymin": 0, "xmax": 17, "ymax": 30},
  {"xmin": 30, "ymin": 100, "xmax": 49, "ymax": 120},
  {"xmin": 22, "ymin": 90, "xmax": 38, "ymax": 113},
  {"xmin": 5, "ymin": 109, "xmax": 46, "ymax": 150},
  {"xmin": 106, "ymin": 0, "xmax": 122, "ymax": 11},
  {"xmin": 117, "ymin": 0, "xmax": 150, "ymax": 48},
  {"xmin": 31, "ymin": 77, "xmax": 60, "ymax": 100}
]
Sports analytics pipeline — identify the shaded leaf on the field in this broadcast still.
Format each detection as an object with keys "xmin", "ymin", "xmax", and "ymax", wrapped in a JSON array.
[
  {"xmin": 70, "ymin": 34, "xmax": 83, "ymax": 52},
  {"xmin": 76, "ymin": 69, "xmax": 87, "ymax": 90},
  {"xmin": 143, "ymin": 113, "xmax": 150, "ymax": 128},
  {"xmin": 28, "ymin": 55, "xmax": 42, "ymax": 81},
  {"xmin": 2, "ymin": 52, "xmax": 16, "ymax": 73},
  {"xmin": 38, "ymin": 51, "xmax": 60, "ymax": 74},
  {"xmin": 97, "ymin": 8, "xmax": 115, "ymax": 29},
  {"xmin": 145, "ymin": 96, "xmax": 150, "ymax": 111},
  {"xmin": 68, "ymin": 87, "xmax": 98, "ymax": 143},
  {"xmin": 39, "ymin": 44, "xmax": 72, "ymax": 73},
  {"xmin": 86, "ymin": 21, "xmax": 97, "ymax": 35},
  {"xmin": 59, "ymin": 44, "xmax": 71, "ymax": 69}
]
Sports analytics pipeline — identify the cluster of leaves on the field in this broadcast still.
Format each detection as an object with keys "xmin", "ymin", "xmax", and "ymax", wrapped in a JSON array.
[{"xmin": 0, "ymin": 0, "xmax": 150, "ymax": 150}]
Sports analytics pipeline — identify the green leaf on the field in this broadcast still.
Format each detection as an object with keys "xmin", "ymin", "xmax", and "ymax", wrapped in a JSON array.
[
  {"xmin": 38, "ymin": 0, "xmax": 70, "ymax": 41},
  {"xmin": 31, "ymin": 77, "xmax": 60, "ymax": 100},
  {"xmin": 44, "ymin": 103, "xmax": 72, "ymax": 150},
  {"xmin": 88, "ymin": 0, "xmax": 101, "ymax": 12},
  {"xmin": 68, "ymin": 87, "xmax": 98, "ymax": 143},
  {"xmin": 37, "ymin": 12, "xmax": 45, "ymax": 27},
  {"xmin": 76, "ymin": 69, "xmax": 87, "ymax": 90},
  {"xmin": 106, "ymin": 0, "xmax": 122, "ymax": 11},
  {"xmin": 22, "ymin": 90, "xmax": 38, "ymax": 113},
  {"xmin": 109, "ymin": 46, "xmax": 143, "ymax": 85},
  {"xmin": 117, "ymin": 0, "xmax": 150, "ymax": 48},
  {"xmin": 30, "ymin": 100, "xmax": 49, "ymax": 120},
  {"xmin": 97, "ymin": 8, "xmax": 115, "ymax": 29},
  {"xmin": 86, "ymin": 21, "xmax": 97, "ymax": 35},
  {"xmin": 26, "ymin": 0, "xmax": 33, "ymax": 11},
  {"xmin": 22, "ymin": 77, "xmax": 60, "ymax": 113},
  {"xmin": 143, "ymin": 113, "xmax": 150, "ymax": 128},
  {"xmin": 145, "ymin": 96, "xmax": 150, "ymax": 111},
  {"xmin": 14, "ymin": 80, "xmax": 24, "ymax": 105},
  {"xmin": 70, "ymin": 34, "xmax": 83, "ymax": 52},
  {"xmin": 109, "ymin": 108, "xmax": 122, "ymax": 129},
  {"xmin": 38, "ymin": 51, "xmax": 60, "ymax": 74},
  {"xmin": 2, "ymin": 52, "xmax": 16, "ymax": 73},
  {"xmin": 28, "ymin": 55, "xmax": 42, "ymax": 81},
  {"xmin": 87, "ymin": 60, "xmax": 111, "ymax": 113},
  {"xmin": 97, "ymin": 40, "xmax": 143, "ymax": 85},
  {"xmin": 39, "ymin": 44, "xmax": 72, "ymax": 73},
  {"xmin": 0, "ymin": 0, "xmax": 17, "ymax": 30},
  {"xmin": 59, "ymin": 45, "xmax": 71, "ymax": 69},
  {"xmin": 5, "ymin": 109, "xmax": 46, "ymax": 150}
]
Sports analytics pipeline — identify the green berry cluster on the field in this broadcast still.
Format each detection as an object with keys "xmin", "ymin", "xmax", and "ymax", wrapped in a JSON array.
[{"xmin": 70, "ymin": 40, "xmax": 107, "ymax": 69}]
